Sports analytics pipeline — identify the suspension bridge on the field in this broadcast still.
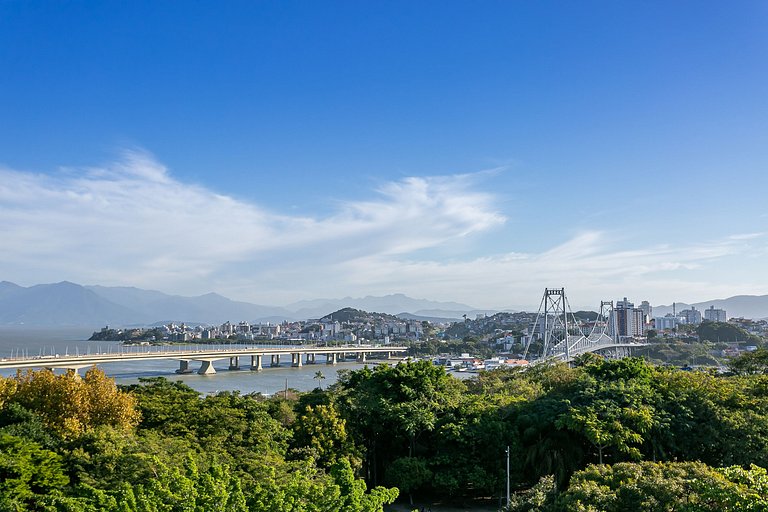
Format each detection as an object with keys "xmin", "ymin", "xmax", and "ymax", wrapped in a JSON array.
[{"xmin": 523, "ymin": 288, "xmax": 648, "ymax": 362}]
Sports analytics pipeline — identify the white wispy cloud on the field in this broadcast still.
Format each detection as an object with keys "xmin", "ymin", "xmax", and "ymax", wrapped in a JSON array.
[
  {"xmin": 0, "ymin": 151, "xmax": 763, "ymax": 307},
  {"xmin": 0, "ymin": 151, "xmax": 505, "ymax": 297},
  {"xmin": 320, "ymin": 231, "xmax": 763, "ymax": 308}
]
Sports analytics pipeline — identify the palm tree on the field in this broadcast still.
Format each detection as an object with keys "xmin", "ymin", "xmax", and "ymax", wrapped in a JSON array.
[{"xmin": 314, "ymin": 370, "xmax": 326, "ymax": 390}]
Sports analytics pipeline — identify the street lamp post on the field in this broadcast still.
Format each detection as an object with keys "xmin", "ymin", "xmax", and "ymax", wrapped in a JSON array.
[{"xmin": 506, "ymin": 445, "xmax": 510, "ymax": 506}]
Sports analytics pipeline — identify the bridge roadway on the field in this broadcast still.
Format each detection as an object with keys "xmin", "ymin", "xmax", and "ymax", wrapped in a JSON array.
[
  {"xmin": 0, "ymin": 345, "xmax": 408, "ymax": 375},
  {"xmin": 549, "ymin": 334, "xmax": 649, "ymax": 363}
]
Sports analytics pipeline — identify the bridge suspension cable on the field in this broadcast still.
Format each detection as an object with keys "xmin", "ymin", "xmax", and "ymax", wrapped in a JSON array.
[{"xmin": 523, "ymin": 288, "xmax": 637, "ymax": 362}]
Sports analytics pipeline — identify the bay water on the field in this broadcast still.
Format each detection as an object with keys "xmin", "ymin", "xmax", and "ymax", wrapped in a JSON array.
[{"xmin": 0, "ymin": 327, "xmax": 371, "ymax": 395}]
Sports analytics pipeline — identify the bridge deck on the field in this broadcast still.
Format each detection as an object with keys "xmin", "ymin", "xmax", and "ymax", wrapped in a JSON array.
[{"xmin": 0, "ymin": 345, "xmax": 408, "ymax": 371}]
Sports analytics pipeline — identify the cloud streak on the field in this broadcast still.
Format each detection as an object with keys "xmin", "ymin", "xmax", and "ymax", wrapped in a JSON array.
[
  {"xmin": 0, "ymin": 151, "xmax": 763, "ymax": 307},
  {"xmin": 0, "ymin": 152, "xmax": 504, "ymax": 297}
]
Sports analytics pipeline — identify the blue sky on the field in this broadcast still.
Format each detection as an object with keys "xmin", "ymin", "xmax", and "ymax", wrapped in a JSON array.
[{"xmin": 1, "ymin": 1, "xmax": 767, "ymax": 309}]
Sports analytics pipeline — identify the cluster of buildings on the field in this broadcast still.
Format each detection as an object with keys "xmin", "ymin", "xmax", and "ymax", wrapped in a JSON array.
[
  {"xmin": 152, "ymin": 316, "xmax": 426, "ymax": 344},
  {"xmin": 609, "ymin": 298, "xmax": 728, "ymax": 338},
  {"xmin": 729, "ymin": 317, "xmax": 768, "ymax": 337}
]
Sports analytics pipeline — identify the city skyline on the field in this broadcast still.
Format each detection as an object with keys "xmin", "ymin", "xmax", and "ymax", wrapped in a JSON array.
[{"xmin": 1, "ymin": 2, "xmax": 767, "ymax": 309}]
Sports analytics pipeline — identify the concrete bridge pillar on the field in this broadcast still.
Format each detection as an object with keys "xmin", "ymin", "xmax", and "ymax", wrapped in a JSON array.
[
  {"xmin": 292, "ymin": 353, "xmax": 302, "ymax": 367},
  {"xmin": 271, "ymin": 354, "xmax": 280, "ymax": 367},
  {"xmin": 198, "ymin": 360, "xmax": 216, "ymax": 375},
  {"xmin": 306, "ymin": 353, "xmax": 316, "ymax": 364},
  {"xmin": 357, "ymin": 352, "xmax": 367, "ymax": 363},
  {"xmin": 326, "ymin": 353, "xmax": 337, "ymax": 365},
  {"xmin": 250, "ymin": 355, "xmax": 263, "ymax": 371},
  {"xmin": 229, "ymin": 356, "xmax": 240, "ymax": 370},
  {"xmin": 177, "ymin": 360, "xmax": 192, "ymax": 374}
]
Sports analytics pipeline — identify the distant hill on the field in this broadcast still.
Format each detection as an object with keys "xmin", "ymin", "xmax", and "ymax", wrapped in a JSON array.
[
  {"xmin": 396, "ymin": 312, "xmax": 467, "ymax": 324},
  {"xmin": 653, "ymin": 295, "xmax": 768, "ymax": 320},
  {"xmin": 0, "ymin": 281, "xmax": 486, "ymax": 327},
  {"xmin": 86, "ymin": 286, "xmax": 292, "ymax": 325},
  {"xmin": 0, "ymin": 281, "xmax": 140, "ymax": 326},
  {"xmin": 286, "ymin": 293, "xmax": 477, "ymax": 319},
  {"xmin": 319, "ymin": 307, "xmax": 398, "ymax": 324},
  {"xmin": 0, "ymin": 282, "xmax": 293, "ymax": 326},
  {"xmin": 409, "ymin": 309, "xmax": 502, "ymax": 320}
]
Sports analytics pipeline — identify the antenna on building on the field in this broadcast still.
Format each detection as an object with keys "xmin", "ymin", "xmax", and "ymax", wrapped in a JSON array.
[{"xmin": 673, "ymin": 302, "xmax": 676, "ymax": 316}]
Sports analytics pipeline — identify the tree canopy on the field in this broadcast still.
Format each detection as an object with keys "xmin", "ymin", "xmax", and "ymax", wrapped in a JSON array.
[{"xmin": 2, "ymin": 356, "xmax": 768, "ymax": 510}]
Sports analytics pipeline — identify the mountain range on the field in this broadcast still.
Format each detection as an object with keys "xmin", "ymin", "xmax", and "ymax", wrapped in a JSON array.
[
  {"xmin": 1, "ymin": 281, "xmax": 766, "ymax": 327},
  {"xmin": 0, "ymin": 281, "xmax": 485, "ymax": 326}
]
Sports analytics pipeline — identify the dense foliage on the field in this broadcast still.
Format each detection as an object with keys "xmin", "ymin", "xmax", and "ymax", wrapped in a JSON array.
[
  {"xmin": 0, "ymin": 369, "xmax": 397, "ymax": 511},
  {"xmin": 330, "ymin": 356, "xmax": 768, "ymax": 508},
  {"xmin": 3, "ymin": 353, "xmax": 768, "ymax": 510},
  {"xmin": 696, "ymin": 321, "xmax": 760, "ymax": 344}
]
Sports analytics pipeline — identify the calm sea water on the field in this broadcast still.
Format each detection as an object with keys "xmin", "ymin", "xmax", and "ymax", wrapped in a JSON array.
[{"xmin": 0, "ymin": 327, "xmax": 374, "ymax": 395}]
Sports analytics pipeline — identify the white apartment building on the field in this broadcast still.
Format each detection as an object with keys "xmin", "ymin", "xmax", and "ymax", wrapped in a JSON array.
[
  {"xmin": 704, "ymin": 305, "xmax": 727, "ymax": 322},
  {"xmin": 654, "ymin": 315, "xmax": 683, "ymax": 330},
  {"xmin": 679, "ymin": 307, "xmax": 702, "ymax": 325}
]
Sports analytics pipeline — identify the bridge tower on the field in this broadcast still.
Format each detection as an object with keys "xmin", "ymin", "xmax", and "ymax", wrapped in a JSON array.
[
  {"xmin": 541, "ymin": 288, "xmax": 569, "ymax": 359},
  {"xmin": 524, "ymin": 287, "xmax": 574, "ymax": 361},
  {"xmin": 522, "ymin": 289, "xmax": 640, "ymax": 362},
  {"xmin": 600, "ymin": 300, "xmax": 616, "ymax": 343}
]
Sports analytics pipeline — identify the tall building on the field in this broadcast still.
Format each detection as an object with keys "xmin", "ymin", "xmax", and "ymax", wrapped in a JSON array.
[
  {"xmin": 639, "ymin": 301, "xmax": 652, "ymax": 323},
  {"xmin": 679, "ymin": 306, "xmax": 702, "ymax": 325},
  {"xmin": 610, "ymin": 297, "xmax": 647, "ymax": 338},
  {"xmin": 704, "ymin": 305, "xmax": 727, "ymax": 322}
]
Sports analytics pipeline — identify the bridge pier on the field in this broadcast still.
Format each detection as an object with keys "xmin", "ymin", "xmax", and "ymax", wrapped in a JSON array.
[
  {"xmin": 306, "ymin": 353, "xmax": 316, "ymax": 364},
  {"xmin": 271, "ymin": 355, "xmax": 280, "ymax": 367},
  {"xmin": 229, "ymin": 356, "xmax": 240, "ymax": 370},
  {"xmin": 198, "ymin": 360, "xmax": 216, "ymax": 375},
  {"xmin": 291, "ymin": 353, "xmax": 302, "ymax": 367},
  {"xmin": 357, "ymin": 352, "xmax": 367, "ymax": 363},
  {"xmin": 326, "ymin": 353, "xmax": 337, "ymax": 365},
  {"xmin": 250, "ymin": 355, "xmax": 263, "ymax": 371},
  {"xmin": 177, "ymin": 360, "xmax": 193, "ymax": 374}
]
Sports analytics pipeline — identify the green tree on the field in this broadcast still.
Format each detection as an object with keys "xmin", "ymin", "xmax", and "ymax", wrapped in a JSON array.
[
  {"xmin": 332, "ymin": 458, "xmax": 399, "ymax": 512},
  {"xmin": 385, "ymin": 457, "xmax": 430, "ymax": 505},
  {"xmin": 337, "ymin": 361, "xmax": 464, "ymax": 486},
  {"xmin": 0, "ymin": 433, "xmax": 69, "ymax": 510},
  {"xmin": 314, "ymin": 370, "xmax": 326, "ymax": 390},
  {"xmin": 291, "ymin": 404, "xmax": 359, "ymax": 469},
  {"xmin": 729, "ymin": 348, "xmax": 768, "ymax": 375},
  {"xmin": 557, "ymin": 383, "xmax": 656, "ymax": 464},
  {"xmin": 113, "ymin": 455, "xmax": 247, "ymax": 512},
  {"xmin": 559, "ymin": 461, "xmax": 768, "ymax": 511}
]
